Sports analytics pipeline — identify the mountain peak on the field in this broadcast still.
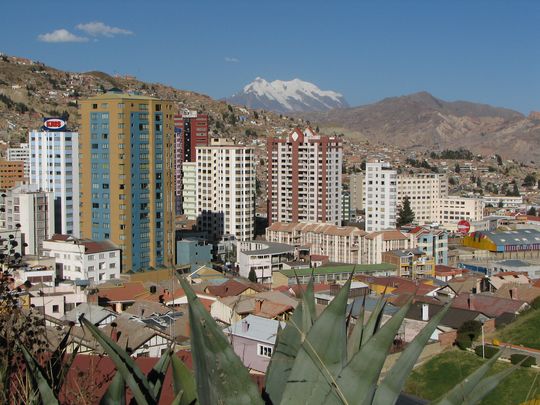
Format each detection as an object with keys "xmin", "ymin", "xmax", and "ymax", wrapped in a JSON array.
[{"xmin": 229, "ymin": 78, "xmax": 349, "ymax": 113}]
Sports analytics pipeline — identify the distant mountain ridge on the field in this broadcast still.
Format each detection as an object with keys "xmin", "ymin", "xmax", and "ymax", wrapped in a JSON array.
[
  {"xmin": 301, "ymin": 91, "xmax": 540, "ymax": 163},
  {"xmin": 226, "ymin": 77, "xmax": 349, "ymax": 113}
]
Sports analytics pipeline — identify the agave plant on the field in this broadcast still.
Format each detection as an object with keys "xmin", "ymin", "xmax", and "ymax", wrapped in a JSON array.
[{"xmin": 18, "ymin": 274, "xmax": 518, "ymax": 405}]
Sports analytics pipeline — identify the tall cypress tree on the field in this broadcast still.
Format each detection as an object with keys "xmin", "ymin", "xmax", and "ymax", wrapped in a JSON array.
[{"xmin": 397, "ymin": 196, "xmax": 415, "ymax": 227}]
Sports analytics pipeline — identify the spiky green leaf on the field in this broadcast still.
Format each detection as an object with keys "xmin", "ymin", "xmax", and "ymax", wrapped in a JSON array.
[
  {"xmin": 177, "ymin": 276, "xmax": 263, "ymax": 405},
  {"xmin": 18, "ymin": 342, "xmax": 59, "ymax": 405},
  {"xmin": 327, "ymin": 297, "xmax": 414, "ymax": 404},
  {"xmin": 265, "ymin": 277, "xmax": 315, "ymax": 404},
  {"xmin": 280, "ymin": 278, "xmax": 352, "ymax": 405},
  {"xmin": 361, "ymin": 290, "xmax": 387, "ymax": 347},
  {"xmin": 79, "ymin": 316, "xmax": 155, "ymax": 405},
  {"xmin": 433, "ymin": 350, "xmax": 503, "ymax": 405},
  {"xmin": 347, "ymin": 294, "xmax": 366, "ymax": 361},
  {"xmin": 148, "ymin": 347, "xmax": 172, "ymax": 400},
  {"xmin": 464, "ymin": 363, "xmax": 520, "ymax": 405},
  {"xmin": 171, "ymin": 354, "xmax": 198, "ymax": 405},
  {"xmin": 99, "ymin": 372, "xmax": 126, "ymax": 405},
  {"xmin": 171, "ymin": 391, "xmax": 184, "ymax": 405},
  {"xmin": 373, "ymin": 301, "xmax": 452, "ymax": 405}
]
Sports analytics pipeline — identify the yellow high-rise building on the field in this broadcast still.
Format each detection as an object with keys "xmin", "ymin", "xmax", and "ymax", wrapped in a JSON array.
[{"xmin": 79, "ymin": 91, "xmax": 175, "ymax": 272}]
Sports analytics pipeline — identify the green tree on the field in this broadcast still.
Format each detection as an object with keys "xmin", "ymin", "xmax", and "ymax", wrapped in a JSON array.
[
  {"xmin": 397, "ymin": 196, "xmax": 415, "ymax": 227},
  {"xmin": 454, "ymin": 163, "xmax": 460, "ymax": 173},
  {"xmin": 527, "ymin": 206, "xmax": 537, "ymax": 216},
  {"xmin": 496, "ymin": 154, "xmax": 503, "ymax": 166},
  {"xmin": 248, "ymin": 268, "xmax": 257, "ymax": 283},
  {"xmin": 523, "ymin": 173, "xmax": 537, "ymax": 187}
]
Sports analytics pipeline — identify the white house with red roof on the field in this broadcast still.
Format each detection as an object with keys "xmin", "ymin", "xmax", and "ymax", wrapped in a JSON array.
[{"xmin": 43, "ymin": 234, "xmax": 121, "ymax": 284}]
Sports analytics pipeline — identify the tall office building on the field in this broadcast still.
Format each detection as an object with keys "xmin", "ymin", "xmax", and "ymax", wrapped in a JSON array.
[
  {"xmin": 196, "ymin": 138, "xmax": 255, "ymax": 241},
  {"xmin": 29, "ymin": 120, "xmax": 80, "ymax": 236},
  {"xmin": 364, "ymin": 159, "xmax": 397, "ymax": 232},
  {"xmin": 267, "ymin": 127, "xmax": 342, "ymax": 225},
  {"xmin": 173, "ymin": 110, "xmax": 209, "ymax": 214},
  {"xmin": 7, "ymin": 143, "xmax": 30, "ymax": 178},
  {"xmin": 79, "ymin": 92, "xmax": 175, "ymax": 272},
  {"xmin": 0, "ymin": 184, "xmax": 54, "ymax": 256}
]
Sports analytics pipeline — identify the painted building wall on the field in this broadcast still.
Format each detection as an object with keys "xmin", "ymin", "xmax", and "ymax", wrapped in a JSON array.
[{"xmin": 79, "ymin": 93, "xmax": 175, "ymax": 272}]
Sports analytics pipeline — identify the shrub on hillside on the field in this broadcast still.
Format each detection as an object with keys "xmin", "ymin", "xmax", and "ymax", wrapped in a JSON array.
[{"xmin": 474, "ymin": 345, "xmax": 499, "ymax": 359}]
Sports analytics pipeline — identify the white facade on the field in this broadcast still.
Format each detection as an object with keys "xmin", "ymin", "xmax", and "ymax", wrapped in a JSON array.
[
  {"xmin": 196, "ymin": 139, "xmax": 256, "ymax": 241},
  {"xmin": 29, "ymin": 130, "xmax": 80, "ymax": 236},
  {"xmin": 181, "ymin": 162, "xmax": 197, "ymax": 220},
  {"xmin": 0, "ymin": 184, "xmax": 54, "ymax": 256},
  {"xmin": 266, "ymin": 222, "xmax": 414, "ymax": 265},
  {"xmin": 42, "ymin": 236, "xmax": 121, "ymax": 284},
  {"xmin": 7, "ymin": 143, "xmax": 30, "ymax": 178},
  {"xmin": 397, "ymin": 173, "xmax": 448, "ymax": 224},
  {"xmin": 268, "ymin": 127, "xmax": 342, "ymax": 225},
  {"xmin": 237, "ymin": 240, "xmax": 295, "ymax": 283},
  {"xmin": 482, "ymin": 195, "xmax": 523, "ymax": 209},
  {"xmin": 364, "ymin": 160, "xmax": 397, "ymax": 232},
  {"xmin": 29, "ymin": 283, "xmax": 87, "ymax": 319},
  {"xmin": 433, "ymin": 197, "xmax": 484, "ymax": 230}
]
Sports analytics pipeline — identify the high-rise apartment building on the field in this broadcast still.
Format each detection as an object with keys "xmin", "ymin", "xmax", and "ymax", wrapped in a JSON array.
[
  {"xmin": 7, "ymin": 143, "xmax": 30, "ymax": 178},
  {"xmin": 267, "ymin": 127, "xmax": 342, "ymax": 225},
  {"xmin": 364, "ymin": 159, "xmax": 397, "ymax": 232},
  {"xmin": 196, "ymin": 138, "xmax": 255, "ymax": 241},
  {"xmin": 29, "ymin": 121, "xmax": 80, "ymax": 236},
  {"xmin": 397, "ymin": 173, "xmax": 448, "ymax": 225},
  {"xmin": 181, "ymin": 162, "xmax": 197, "ymax": 220},
  {"xmin": 173, "ymin": 110, "xmax": 209, "ymax": 214},
  {"xmin": 79, "ymin": 92, "xmax": 175, "ymax": 272},
  {"xmin": 349, "ymin": 172, "xmax": 364, "ymax": 212},
  {"xmin": 0, "ymin": 184, "xmax": 54, "ymax": 256}
]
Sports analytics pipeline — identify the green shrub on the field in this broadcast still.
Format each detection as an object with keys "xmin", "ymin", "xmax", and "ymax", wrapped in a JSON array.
[
  {"xmin": 530, "ymin": 296, "xmax": 540, "ymax": 310},
  {"xmin": 510, "ymin": 354, "xmax": 536, "ymax": 367},
  {"xmin": 474, "ymin": 345, "xmax": 499, "ymax": 358},
  {"xmin": 456, "ymin": 335, "xmax": 472, "ymax": 350}
]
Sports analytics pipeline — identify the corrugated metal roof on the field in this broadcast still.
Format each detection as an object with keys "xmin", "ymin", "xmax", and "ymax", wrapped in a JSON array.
[{"xmin": 224, "ymin": 314, "xmax": 286, "ymax": 345}]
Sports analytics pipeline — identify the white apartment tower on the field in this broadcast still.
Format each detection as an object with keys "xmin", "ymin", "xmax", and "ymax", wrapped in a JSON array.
[
  {"xmin": 364, "ymin": 159, "xmax": 397, "ymax": 232},
  {"xmin": 267, "ymin": 127, "xmax": 342, "ymax": 225},
  {"xmin": 0, "ymin": 184, "xmax": 55, "ymax": 256},
  {"xmin": 7, "ymin": 143, "xmax": 30, "ymax": 178},
  {"xmin": 196, "ymin": 139, "xmax": 255, "ymax": 241},
  {"xmin": 29, "ymin": 123, "xmax": 80, "ymax": 236}
]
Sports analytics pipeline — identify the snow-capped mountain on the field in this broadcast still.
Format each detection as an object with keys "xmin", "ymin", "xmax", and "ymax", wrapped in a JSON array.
[{"xmin": 226, "ymin": 77, "xmax": 349, "ymax": 113}]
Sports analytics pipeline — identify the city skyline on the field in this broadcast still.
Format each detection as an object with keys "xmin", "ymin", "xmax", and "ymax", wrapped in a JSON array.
[{"xmin": 0, "ymin": 0, "xmax": 538, "ymax": 113}]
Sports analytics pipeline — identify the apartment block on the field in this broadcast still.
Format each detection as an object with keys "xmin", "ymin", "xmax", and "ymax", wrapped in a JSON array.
[
  {"xmin": 181, "ymin": 162, "xmax": 197, "ymax": 220},
  {"xmin": 29, "ymin": 125, "xmax": 80, "ymax": 236},
  {"xmin": 408, "ymin": 226, "xmax": 448, "ymax": 265},
  {"xmin": 349, "ymin": 172, "xmax": 364, "ymax": 212},
  {"xmin": 79, "ymin": 92, "xmax": 176, "ymax": 272},
  {"xmin": 6, "ymin": 143, "xmax": 29, "ymax": 178},
  {"xmin": 0, "ymin": 184, "xmax": 54, "ymax": 256},
  {"xmin": 196, "ymin": 138, "xmax": 256, "ymax": 241},
  {"xmin": 364, "ymin": 159, "xmax": 397, "ymax": 231},
  {"xmin": 266, "ymin": 222, "xmax": 414, "ymax": 265},
  {"xmin": 267, "ymin": 127, "xmax": 342, "ymax": 225},
  {"xmin": 0, "ymin": 160, "xmax": 25, "ymax": 189},
  {"xmin": 397, "ymin": 172, "xmax": 448, "ymax": 225},
  {"xmin": 174, "ymin": 110, "xmax": 209, "ymax": 214},
  {"xmin": 43, "ymin": 234, "xmax": 121, "ymax": 284},
  {"xmin": 433, "ymin": 197, "xmax": 484, "ymax": 230}
]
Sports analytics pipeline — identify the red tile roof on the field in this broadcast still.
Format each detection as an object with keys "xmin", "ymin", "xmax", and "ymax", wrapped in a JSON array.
[
  {"xmin": 452, "ymin": 293, "xmax": 527, "ymax": 317},
  {"xmin": 97, "ymin": 282, "xmax": 152, "ymax": 303}
]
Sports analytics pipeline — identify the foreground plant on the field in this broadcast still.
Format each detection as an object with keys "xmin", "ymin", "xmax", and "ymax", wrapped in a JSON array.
[{"xmin": 18, "ymin": 274, "xmax": 517, "ymax": 404}]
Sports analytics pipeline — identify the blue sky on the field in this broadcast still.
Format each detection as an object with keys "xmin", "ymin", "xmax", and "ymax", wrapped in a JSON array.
[{"xmin": 2, "ymin": 0, "xmax": 539, "ymax": 113}]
